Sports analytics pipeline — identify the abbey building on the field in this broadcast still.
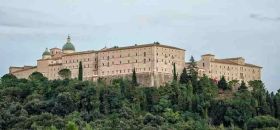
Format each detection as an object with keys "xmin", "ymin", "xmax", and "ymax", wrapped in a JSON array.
[{"xmin": 9, "ymin": 36, "xmax": 262, "ymax": 86}]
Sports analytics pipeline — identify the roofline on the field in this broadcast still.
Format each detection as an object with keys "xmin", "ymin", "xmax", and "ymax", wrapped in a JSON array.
[
  {"xmin": 202, "ymin": 54, "xmax": 215, "ymax": 56},
  {"xmin": 50, "ymin": 47, "xmax": 61, "ymax": 49},
  {"xmin": 210, "ymin": 61, "xmax": 262, "ymax": 68},
  {"xmin": 98, "ymin": 43, "xmax": 185, "ymax": 52},
  {"xmin": 11, "ymin": 66, "xmax": 37, "ymax": 73},
  {"xmin": 62, "ymin": 43, "xmax": 185, "ymax": 55},
  {"xmin": 63, "ymin": 50, "xmax": 96, "ymax": 56},
  {"xmin": 221, "ymin": 57, "xmax": 244, "ymax": 60}
]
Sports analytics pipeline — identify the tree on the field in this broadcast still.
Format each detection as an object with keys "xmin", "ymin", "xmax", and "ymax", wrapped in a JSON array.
[
  {"xmin": 78, "ymin": 61, "xmax": 83, "ymax": 81},
  {"xmin": 29, "ymin": 72, "xmax": 47, "ymax": 81},
  {"xmin": 239, "ymin": 81, "xmax": 248, "ymax": 91},
  {"xmin": 1, "ymin": 73, "xmax": 18, "ymax": 87},
  {"xmin": 51, "ymin": 92, "xmax": 76, "ymax": 116},
  {"xmin": 274, "ymin": 89, "xmax": 280, "ymax": 119},
  {"xmin": 179, "ymin": 68, "xmax": 188, "ymax": 84},
  {"xmin": 173, "ymin": 63, "xmax": 178, "ymax": 81},
  {"xmin": 66, "ymin": 121, "xmax": 78, "ymax": 130},
  {"xmin": 250, "ymin": 80, "xmax": 270, "ymax": 115},
  {"xmin": 58, "ymin": 69, "xmax": 71, "ymax": 79},
  {"xmin": 132, "ymin": 68, "xmax": 138, "ymax": 86},
  {"xmin": 246, "ymin": 115, "xmax": 280, "ymax": 130},
  {"xmin": 163, "ymin": 108, "xmax": 181, "ymax": 124},
  {"xmin": 218, "ymin": 76, "xmax": 229, "ymax": 90},
  {"xmin": 187, "ymin": 56, "xmax": 199, "ymax": 93}
]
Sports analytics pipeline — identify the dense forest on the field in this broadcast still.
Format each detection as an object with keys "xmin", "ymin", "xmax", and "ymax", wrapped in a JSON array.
[{"xmin": 0, "ymin": 58, "xmax": 280, "ymax": 130}]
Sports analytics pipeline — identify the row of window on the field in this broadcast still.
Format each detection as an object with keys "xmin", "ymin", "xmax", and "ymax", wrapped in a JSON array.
[
  {"xmin": 101, "ymin": 67, "xmax": 176, "ymax": 76},
  {"xmin": 64, "ymin": 58, "xmax": 94, "ymax": 64},
  {"xmin": 207, "ymin": 64, "xmax": 259, "ymax": 73}
]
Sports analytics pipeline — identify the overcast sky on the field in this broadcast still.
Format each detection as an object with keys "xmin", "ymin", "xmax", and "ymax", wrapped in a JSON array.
[{"xmin": 0, "ymin": 0, "xmax": 279, "ymax": 91}]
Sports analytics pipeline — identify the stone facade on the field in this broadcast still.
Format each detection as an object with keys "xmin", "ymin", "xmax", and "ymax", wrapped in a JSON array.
[
  {"xmin": 10, "ymin": 37, "xmax": 185, "ymax": 87},
  {"xmin": 9, "ymin": 37, "xmax": 262, "ymax": 87},
  {"xmin": 188, "ymin": 54, "xmax": 262, "ymax": 83}
]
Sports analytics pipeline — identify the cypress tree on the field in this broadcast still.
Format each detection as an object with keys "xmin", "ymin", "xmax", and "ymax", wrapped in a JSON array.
[
  {"xmin": 132, "ymin": 68, "xmax": 138, "ymax": 86},
  {"xmin": 78, "ymin": 61, "xmax": 83, "ymax": 81},
  {"xmin": 187, "ymin": 56, "xmax": 199, "ymax": 93},
  {"xmin": 179, "ymin": 68, "xmax": 188, "ymax": 84},
  {"xmin": 218, "ymin": 76, "xmax": 228, "ymax": 90},
  {"xmin": 274, "ymin": 90, "xmax": 280, "ymax": 119},
  {"xmin": 173, "ymin": 63, "xmax": 178, "ymax": 81},
  {"xmin": 239, "ymin": 81, "xmax": 247, "ymax": 91}
]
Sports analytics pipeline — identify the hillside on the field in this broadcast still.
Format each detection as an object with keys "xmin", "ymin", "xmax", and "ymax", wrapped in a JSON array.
[{"xmin": 0, "ymin": 71, "xmax": 280, "ymax": 130}]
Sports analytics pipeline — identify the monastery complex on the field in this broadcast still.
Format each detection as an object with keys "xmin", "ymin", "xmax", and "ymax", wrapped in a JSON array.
[{"xmin": 9, "ymin": 36, "xmax": 262, "ymax": 86}]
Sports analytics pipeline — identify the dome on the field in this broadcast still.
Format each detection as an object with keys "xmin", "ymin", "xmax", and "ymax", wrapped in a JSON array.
[
  {"xmin": 62, "ymin": 36, "xmax": 75, "ymax": 51},
  {"xmin": 42, "ymin": 48, "xmax": 51, "ymax": 56}
]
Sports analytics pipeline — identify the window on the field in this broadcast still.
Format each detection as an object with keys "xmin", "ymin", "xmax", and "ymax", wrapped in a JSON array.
[
  {"xmin": 144, "ymin": 59, "xmax": 146, "ymax": 63},
  {"xmin": 144, "ymin": 52, "xmax": 146, "ymax": 57},
  {"xmin": 128, "ymin": 60, "xmax": 130, "ymax": 63},
  {"xmin": 203, "ymin": 63, "xmax": 205, "ymax": 67}
]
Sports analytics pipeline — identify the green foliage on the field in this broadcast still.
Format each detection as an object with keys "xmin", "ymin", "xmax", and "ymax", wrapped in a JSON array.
[
  {"xmin": 246, "ymin": 115, "xmax": 280, "ymax": 130},
  {"xmin": 78, "ymin": 61, "xmax": 83, "ymax": 81},
  {"xmin": 187, "ymin": 56, "xmax": 199, "ymax": 93},
  {"xmin": 66, "ymin": 121, "xmax": 79, "ymax": 130},
  {"xmin": 163, "ymin": 108, "xmax": 181, "ymax": 124},
  {"xmin": 0, "ymin": 73, "xmax": 277, "ymax": 130},
  {"xmin": 239, "ymin": 81, "xmax": 248, "ymax": 91},
  {"xmin": 1, "ymin": 74, "xmax": 18, "ymax": 88},
  {"xmin": 58, "ymin": 69, "xmax": 71, "ymax": 79},
  {"xmin": 172, "ymin": 63, "xmax": 178, "ymax": 81},
  {"xmin": 250, "ymin": 80, "xmax": 271, "ymax": 115},
  {"xmin": 179, "ymin": 67, "xmax": 188, "ymax": 84},
  {"xmin": 29, "ymin": 72, "xmax": 47, "ymax": 81},
  {"xmin": 218, "ymin": 76, "xmax": 229, "ymax": 90},
  {"xmin": 274, "ymin": 90, "xmax": 280, "ymax": 119},
  {"xmin": 132, "ymin": 68, "xmax": 138, "ymax": 86},
  {"xmin": 143, "ymin": 113, "xmax": 164, "ymax": 127}
]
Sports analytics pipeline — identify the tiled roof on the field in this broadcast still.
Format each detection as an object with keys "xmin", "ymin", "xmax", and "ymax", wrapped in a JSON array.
[
  {"xmin": 202, "ymin": 54, "xmax": 215, "ymax": 56},
  {"xmin": 98, "ymin": 43, "xmax": 185, "ymax": 52},
  {"xmin": 211, "ymin": 59, "xmax": 262, "ymax": 68},
  {"xmin": 63, "ymin": 50, "xmax": 96, "ymax": 56},
  {"xmin": 244, "ymin": 63, "xmax": 262, "ymax": 68},
  {"xmin": 220, "ymin": 57, "xmax": 244, "ymax": 60},
  {"xmin": 12, "ymin": 66, "xmax": 37, "ymax": 73}
]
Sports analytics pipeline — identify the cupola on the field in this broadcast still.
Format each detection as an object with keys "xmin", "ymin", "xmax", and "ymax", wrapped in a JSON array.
[
  {"xmin": 42, "ymin": 48, "xmax": 51, "ymax": 59},
  {"xmin": 62, "ymin": 35, "xmax": 75, "ymax": 54}
]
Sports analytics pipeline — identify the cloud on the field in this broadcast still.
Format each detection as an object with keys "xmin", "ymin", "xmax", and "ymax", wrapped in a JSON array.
[
  {"xmin": 250, "ymin": 14, "xmax": 280, "ymax": 21},
  {"xmin": 0, "ymin": 6, "xmax": 90, "ymax": 28},
  {"xmin": 0, "ymin": 7, "xmax": 60, "ymax": 28}
]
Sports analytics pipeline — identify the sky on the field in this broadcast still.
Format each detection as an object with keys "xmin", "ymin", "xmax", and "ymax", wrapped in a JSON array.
[{"xmin": 0, "ymin": 0, "xmax": 279, "ymax": 92}]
